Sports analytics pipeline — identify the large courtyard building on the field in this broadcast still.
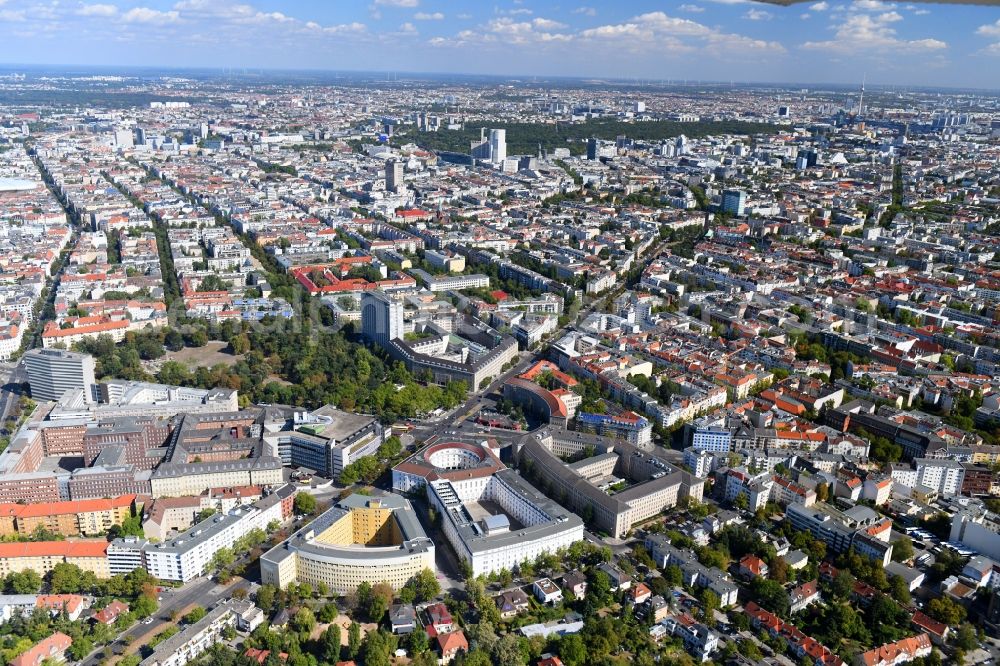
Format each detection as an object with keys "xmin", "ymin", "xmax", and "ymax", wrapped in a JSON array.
[
  {"xmin": 362, "ymin": 290, "xmax": 518, "ymax": 390},
  {"xmin": 149, "ymin": 411, "xmax": 283, "ymax": 497},
  {"xmin": 260, "ymin": 492, "xmax": 434, "ymax": 594},
  {"xmin": 393, "ymin": 438, "xmax": 584, "ymax": 577},
  {"xmin": 516, "ymin": 428, "xmax": 705, "ymax": 539}
]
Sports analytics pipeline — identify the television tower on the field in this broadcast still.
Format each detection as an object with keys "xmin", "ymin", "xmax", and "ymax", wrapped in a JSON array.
[{"xmin": 856, "ymin": 74, "xmax": 866, "ymax": 117}]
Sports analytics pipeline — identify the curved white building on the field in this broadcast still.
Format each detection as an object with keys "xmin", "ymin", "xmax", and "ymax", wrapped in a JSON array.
[{"xmin": 260, "ymin": 493, "xmax": 434, "ymax": 594}]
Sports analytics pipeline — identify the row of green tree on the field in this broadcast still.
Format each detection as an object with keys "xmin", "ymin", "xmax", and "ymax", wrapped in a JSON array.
[
  {"xmin": 73, "ymin": 319, "xmax": 468, "ymax": 422},
  {"xmin": 401, "ymin": 119, "xmax": 778, "ymax": 157}
]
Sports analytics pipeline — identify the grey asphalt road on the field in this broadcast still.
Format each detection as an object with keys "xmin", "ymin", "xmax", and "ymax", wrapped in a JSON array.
[
  {"xmin": 0, "ymin": 362, "xmax": 26, "ymax": 427},
  {"xmin": 80, "ymin": 576, "xmax": 251, "ymax": 666}
]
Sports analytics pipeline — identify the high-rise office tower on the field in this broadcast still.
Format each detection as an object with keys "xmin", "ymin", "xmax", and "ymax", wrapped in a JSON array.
[
  {"xmin": 675, "ymin": 135, "xmax": 688, "ymax": 156},
  {"xmin": 489, "ymin": 129, "xmax": 506, "ymax": 164},
  {"xmin": 721, "ymin": 189, "xmax": 747, "ymax": 216},
  {"xmin": 24, "ymin": 349, "xmax": 97, "ymax": 403},
  {"xmin": 587, "ymin": 137, "xmax": 598, "ymax": 161},
  {"xmin": 361, "ymin": 291, "xmax": 404, "ymax": 347},
  {"xmin": 113, "ymin": 128, "xmax": 133, "ymax": 149},
  {"xmin": 385, "ymin": 159, "xmax": 404, "ymax": 193},
  {"xmin": 797, "ymin": 148, "xmax": 818, "ymax": 168}
]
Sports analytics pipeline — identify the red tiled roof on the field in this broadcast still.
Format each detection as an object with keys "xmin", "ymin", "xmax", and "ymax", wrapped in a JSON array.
[
  {"xmin": 5, "ymin": 495, "xmax": 135, "ymax": 519},
  {"xmin": 437, "ymin": 630, "xmax": 468, "ymax": 655},
  {"xmin": 858, "ymin": 634, "xmax": 931, "ymax": 666},
  {"xmin": 0, "ymin": 541, "xmax": 108, "ymax": 559}
]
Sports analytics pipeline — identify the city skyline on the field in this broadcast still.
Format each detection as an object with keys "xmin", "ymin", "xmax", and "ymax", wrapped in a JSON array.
[{"xmin": 0, "ymin": 0, "xmax": 998, "ymax": 88}]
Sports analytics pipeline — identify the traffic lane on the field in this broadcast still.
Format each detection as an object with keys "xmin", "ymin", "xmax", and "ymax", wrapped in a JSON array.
[{"xmin": 82, "ymin": 577, "xmax": 249, "ymax": 666}]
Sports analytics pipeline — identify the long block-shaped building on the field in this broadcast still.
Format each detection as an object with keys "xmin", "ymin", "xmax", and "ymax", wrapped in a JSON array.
[
  {"xmin": 0, "ymin": 495, "xmax": 135, "ymax": 537},
  {"xmin": 0, "ymin": 541, "xmax": 111, "ymax": 579}
]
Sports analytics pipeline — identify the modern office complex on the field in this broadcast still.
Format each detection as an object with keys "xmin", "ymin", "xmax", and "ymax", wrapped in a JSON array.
[
  {"xmin": 260, "ymin": 492, "xmax": 434, "ymax": 594},
  {"xmin": 688, "ymin": 420, "xmax": 734, "ymax": 454},
  {"xmin": 23, "ymin": 348, "xmax": 96, "ymax": 403},
  {"xmin": 393, "ymin": 438, "xmax": 584, "ymax": 577},
  {"xmin": 266, "ymin": 406, "xmax": 383, "ymax": 480},
  {"xmin": 575, "ymin": 411, "xmax": 653, "ymax": 448}
]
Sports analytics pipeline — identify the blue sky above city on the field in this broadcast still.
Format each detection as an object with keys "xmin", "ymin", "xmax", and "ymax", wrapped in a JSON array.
[{"xmin": 0, "ymin": 0, "xmax": 999, "ymax": 88}]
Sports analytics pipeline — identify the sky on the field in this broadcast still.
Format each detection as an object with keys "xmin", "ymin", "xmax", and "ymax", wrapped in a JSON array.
[{"xmin": 0, "ymin": 0, "xmax": 999, "ymax": 89}]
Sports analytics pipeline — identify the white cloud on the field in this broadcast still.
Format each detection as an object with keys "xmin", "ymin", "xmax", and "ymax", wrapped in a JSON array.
[
  {"xmin": 679, "ymin": 4, "xmax": 705, "ymax": 12},
  {"xmin": 397, "ymin": 21, "xmax": 417, "ymax": 34},
  {"xmin": 0, "ymin": 8, "xmax": 25, "ymax": 21},
  {"xmin": 456, "ymin": 13, "xmax": 471, "ymax": 19},
  {"xmin": 581, "ymin": 12, "xmax": 712, "ymax": 39},
  {"xmin": 800, "ymin": 12, "xmax": 811, "ymax": 19},
  {"xmin": 743, "ymin": 8, "xmax": 772, "ymax": 20},
  {"xmin": 532, "ymin": 17, "xmax": 567, "ymax": 30},
  {"xmin": 572, "ymin": 6, "xmax": 596, "ymax": 16},
  {"xmin": 428, "ymin": 28, "xmax": 481, "ymax": 47},
  {"xmin": 913, "ymin": 8, "xmax": 929, "ymax": 15},
  {"xmin": 851, "ymin": 0, "xmax": 896, "ymax": 11},
  {"xmin": 122, "ymin": 7, "xmax": 179, "ymax": 23},
  {"xmin": 169, "ymin": 0, "xmax": 371, "ymax": 39},
  {"xmin": 978, "ymin": 19, "xmax": 1000, "ymax": 38},
  {"xmin": 414, "ymin": 11, "xmax": 443, "ymax": 20},
  {"xmin": 431, "ymin": 8, "xmax": 784, "ymax": 57},
  {"xmin": 507, "ymin": 8, "xmax": 533, "ymax": 15},
  {"xmin": 809, "ymin": 1, "xmax": 829, "ymax": 10},
  {"xmin": 76, "ymin": 3, "xmax": 118, "ymax": 16},
  {"xmin": 320, "ymin": 21, "xmax": 367, "ymax": 35},
  {"xmin": 700, "ymin": 0, "xmax": 750, "ymax": 4},
  {"xmin": 253, "ymin": 11, "xmax": 293, "ymax": 23},
  {"xmin": 374, "ymin": 0, "xmax": 418, "ymax": 6},
  {"xmin": 979, "ymin": 42, "xmax": 1000, "ymax": 55},
  {"xmin": 485, "ymin": 16, "xmax": 572, "ymax": 43},
  {"xmin": 579, "ymin": 10, "xmax": 784, "ymax": 54},
  {"xmin": 802, "ymin": 11, "xmax": 945, "ymax": 53}
]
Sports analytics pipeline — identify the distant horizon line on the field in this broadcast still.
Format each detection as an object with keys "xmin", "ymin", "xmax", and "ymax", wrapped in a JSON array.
[{"xmin": 0, "ymin": 61, "xmax": 998, "ymax": 94}]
